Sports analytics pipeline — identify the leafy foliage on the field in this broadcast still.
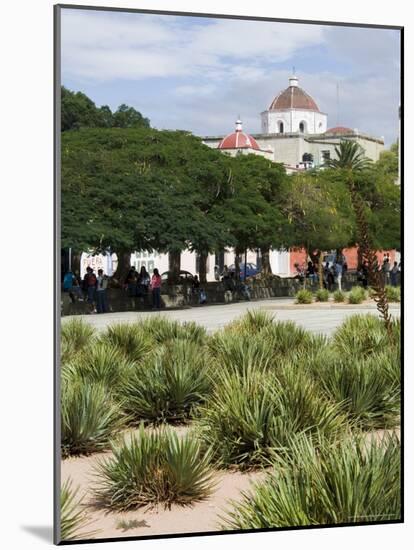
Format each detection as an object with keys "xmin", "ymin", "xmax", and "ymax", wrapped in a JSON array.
[
  {"xmin": 333, "ymin": 289, "xmax": 346, "ymax": 302},
  {"xmin": 94, "ymin": 426, "xmax": 215, "ymax": 510},
  {"xmin": 385, "ymin": 286, "xmax": 400, "ymax": 303},
  {"xmin": 221, "ymin": 432, "xmax": 400, "ymax": 528},
  {"xmin": 61, "ymin": 478, "xmax": 96, "ymax": 540},
  {"xmin": 61, "ymin": 318, "xmax": 95, "ymax": 364},
  {"xmin": 99, "ymin": 323, "xmax": 153, "ymax": 363},
  {"xmin": 61, "ymin": 86, "xmax": 150, "ymax": 131},
  {"xmin": 295, "ymin": 289, "xmax": 313, "ymax": 304},
  {"xmin": 315, "ymin": 288, "xmax": 329, "ymax": 302},
  {"xmin": 119, "ymin": 339, "xmax": 211, "ymax": 424},
  {"xmin": 199, "ymin": 365, "xmax": 346, "ymax": 469},
  {"xmin": 61, "ymin": 378, "xmax": 125, "ymax": 457},
  {"xmin": 347, "ymin": 286, "xmax": 366, "ymax": 304}
]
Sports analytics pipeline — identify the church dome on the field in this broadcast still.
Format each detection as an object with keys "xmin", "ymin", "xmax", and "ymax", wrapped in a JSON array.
[
  {"xmin": 269, "ymin": 75, "xmax": 320, "ymax": 112},
  {"xmin": 218, "ymin": 119, "xmax": 260, "ymax": 150},
  {"xmin": 326, "ymin": 126, "xmax": 355, "ymax": 135}
]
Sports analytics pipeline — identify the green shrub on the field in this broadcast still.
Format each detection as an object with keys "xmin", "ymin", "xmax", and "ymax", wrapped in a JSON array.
[
  {"xmin": 221, "ymin": 432, "xmax": 401, "ymax": 529},
  {"xmin": 333, "ymin": 290, "xmax": 346, "ymax": 303},
  {"xmin": 199, "ymin": 365, "xmax": 346, "ymax": 469},
  {"xmin": 61, "ymin": 378, "xmax": 125, "ymax": 457},
  {"xmin": 207, "ymin": 331, "xmax": 275, "ymax": 374},
  {"xmin": 99, "ymin": 323, "xmax": 153, "ymax": 363},
  {"xmin": 385, "ymin": 286, "xmax": 400, "ymax": 303},
  {"xmin": 61, "ymin": 318, "xmax": 95, "ymax": 364},
  {"xmin": 94, "ymin": 426, "xmax": 215, "ymax": 511},
  {"xmin": 332, "ymin": 314, "xmax": 397, "ymax": 357},
  {"xmin": 61, "ymin": 478, "xmax": 95, "ymax": 540},
  {"xmin": 224, "ymin": 309, "xmax": 275, "ymax": 335},
  {"xmin": 313, "ymin": 351, "xmax": 400, "ymax": 429},
  {"xmin": 315, "ymin": 289, "xmax": 330, "ymax": 302},
  {"xmin": 119, "ymin": 339, "xmax": 211, "ymax": 424},
  {"xmin": 295, "ymin": 289, "xmax": 313, "ymax": 304},
  {"xmin": 347, "ymin": 286, "xmax": 366, "ymax": 304},
  {"xmin": 62, "ymin": 343, "xmax": 135, "ymax": 392},
  {"xmin": 140, "ymin": 317, "xmax": 207, "ymax": 345},
  {"xmin": 260, "ymin": 321, "xmax": 327, "ymax": 360}
]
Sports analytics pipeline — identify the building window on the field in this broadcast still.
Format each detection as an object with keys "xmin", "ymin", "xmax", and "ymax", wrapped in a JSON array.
[
  {"xmin": 278, "ymin": 121, "xmax": 284, "ymax": 134},
  {"xmin": 321, "ymin": 150, "xmax": 331, "ymax": 164},
  {"xmin": 302, "ymin": 153, "xmax": 313, "ymax": 163},
  {"xmin": 299, "ymin": 121, "xmax": 306, "ymax": 133}
]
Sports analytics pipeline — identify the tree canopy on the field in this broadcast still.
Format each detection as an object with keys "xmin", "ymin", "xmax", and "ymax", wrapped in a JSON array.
[{"xmin": 61, "ymin": 87, "xmax": 150, "ymax": 132}]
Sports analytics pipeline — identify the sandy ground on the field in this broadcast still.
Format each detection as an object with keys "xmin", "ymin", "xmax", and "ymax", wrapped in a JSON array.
[
  {"xmin": 61, "ymin": 426, "xmax": 265, "ymax": 540},
  {"xmin": 61, "ymin": 425, "xmax": 400, "ymax": 541}
]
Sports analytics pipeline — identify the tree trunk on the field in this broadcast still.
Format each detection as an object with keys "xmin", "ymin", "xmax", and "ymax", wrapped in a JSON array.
[
  {"xmin": 234, "ymin": 248, "xmax": 242, "ymax": 281},
  {"xmin": 168, "ymin": 250, "xmax": 181, "ymax": 284},
  {"xmin": 198, "ymin": 251, "xmax": 208, "ymax": 284},
  {"xmin": 71, "ymin": 250, "xmax": 82, "ymax": 277},
  {"xmin": 113, "ymin": 249, "xmax": 131, "ymax": 284},
  {"xmin": 317, "ymin": 251, "xmax": 324, "ymax": 289},
  {"xmin": 260, "ymin": 247, "xmax": 272, "ymax": 275}
]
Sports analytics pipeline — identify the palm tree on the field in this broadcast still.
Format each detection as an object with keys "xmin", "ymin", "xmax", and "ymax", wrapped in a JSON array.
[
  {"xmin": 325, "ymin": 140, "xmax": 372, "ymax": 172},
  {"xmin": 326, "ymin": 140, "xmax": 392, "ymax": 334}
]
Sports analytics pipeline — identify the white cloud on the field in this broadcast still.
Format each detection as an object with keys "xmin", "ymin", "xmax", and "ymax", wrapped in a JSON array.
[{"xmin": 61, "ymin": 9, "xmax": 325, "ymax": 82}]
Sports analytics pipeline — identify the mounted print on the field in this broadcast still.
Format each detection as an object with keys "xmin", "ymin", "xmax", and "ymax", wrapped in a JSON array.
[{"xmin": 54, "ymin": 4, "xmax": 403, "ymax": 544}]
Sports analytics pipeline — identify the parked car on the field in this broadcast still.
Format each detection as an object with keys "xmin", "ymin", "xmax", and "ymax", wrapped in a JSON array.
[
  {"xmin": 161, "ymin": 270, "xmax": 194, "ymax": 282},
  {"xmin": 228, "ymin": 263, "xmax": 260, "ymax": 281}
]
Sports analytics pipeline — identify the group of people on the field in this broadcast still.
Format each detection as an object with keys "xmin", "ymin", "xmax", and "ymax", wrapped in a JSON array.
[
  {"xmin": 221, "ymin": 265, "xmax": 251, "ymax": 300},
  {"xmin": 63, "ymin": 266, "xmax": 109, "ymax": 313},
  {"xmin": 294, "ymin": 254, "xmax": 401, "ymax": 291},
  {"xmin": 63, "ymin": 265, "xmax": 164, "ymax": 313},
  {"xmin": 124, "ymin": 266, "xmax": 162, "ymax": 309},
  {"xmin": 294, "ymin": 260, "xmax": 347, "ymax": 291}
]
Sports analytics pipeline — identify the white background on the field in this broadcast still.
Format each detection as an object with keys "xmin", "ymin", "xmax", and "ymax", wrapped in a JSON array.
[{"xmin": 0, "ymin": 0, "xmax": 411, "ymax": 548}]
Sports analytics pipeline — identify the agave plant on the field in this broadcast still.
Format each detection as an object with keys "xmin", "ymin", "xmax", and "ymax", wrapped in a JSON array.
[
  {"xmin": 332, "ymin": 314, "xmax": 399, "ymax": 357},
  {"xmin": 99, "ymin": 323, "xmax": 153, "ymax": 363},
  {"xmin": 295, "ymin": 289, "xmax": 313, "ymax": 304},
  {"xmin": 140, "ymin": 317, "xmax": 207, "ymax": 345},
  {"xmin": 207, "ymin": 331, "xmax": 275, "ymax": 374},
  {"xmin": 63, "ymin": 342, "xmax": 135, "ymax": 392},
  {"xmin": 385, "ymin": 286, "xmax": 400, "ymax": 303},
  {"xmin": 314, "ymin": 351, "xmax": 400, "ymax": 429},
  {"xmin": 93, "ymin": 425, "xmax": 215, "ymax": 511},
  {"xmin": 223, "ymin": 310, "xmax": 275, "ymax": 336},
  {"xmin": 61, "ymin": 377, "xmax": 125, "ymax": 457},
  {"xmin": 221, "ymin": 431, "xmax": 400, "ymax": 529},
  {"xmin": 260, "ymin": 321, "xmax": 326, "ymax": 359},
  {"xmin": 119, "ymin": 339, "xmax": 211, "ymax": 424},
  {"xmin": 60, "ymin": 478, "xmax": 96, "ymax": 540},
  {"xmin": 199, "ymin": 364, "xmax": 345, "ymax": 469},
  {"xmin": 315, "ymin": 289, "xmax": 330, "ymax": 302},
  {"xmin": 333, "ymin": 289, "xmax": 346, "ymax": 303},
  {"xmin": 61, "ymin": 318, "xmax": 96, "ymax": 364},
  {"xmin": 347, "ymin": 286, "xmax": 366, "ymax": 304}
]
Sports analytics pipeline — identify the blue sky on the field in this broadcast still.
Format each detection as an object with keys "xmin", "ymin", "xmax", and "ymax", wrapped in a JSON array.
[{"xmin": 61, "ymin": 8, "xmax": 401, "ymax": 145}]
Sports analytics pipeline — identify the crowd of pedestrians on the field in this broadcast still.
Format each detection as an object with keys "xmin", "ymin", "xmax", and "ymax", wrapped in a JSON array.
[{"xmin": 63, "ymin": 265, "xmax": 166, "ymax": 313}]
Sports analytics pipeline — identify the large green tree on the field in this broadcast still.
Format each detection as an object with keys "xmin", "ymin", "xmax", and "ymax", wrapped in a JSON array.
[
  {"xmin": 61, "ymin": 87, "xmax": 150, "ymax": 132},
  {"xmin": 61, "ymin": 127, "xmax": 234, "ymax": 282}
]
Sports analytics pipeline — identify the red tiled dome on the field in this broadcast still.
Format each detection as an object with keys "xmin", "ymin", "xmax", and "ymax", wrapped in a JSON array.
[
  {"xmin": 270, "ymin": 76, "xmax": 320, "ymax": 112},
  {"xmin": 218, "ymin": 119, "xmax": 260, "ymax": 150},
  {"xmin": 326, "ymin": 126, "xmax": 355, "ymax": 134}
]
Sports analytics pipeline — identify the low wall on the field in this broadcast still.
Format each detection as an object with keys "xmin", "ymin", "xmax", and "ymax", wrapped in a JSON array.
[{"xmin": 60, "ymin": 273, "xmax": 400, "ymax": 316}]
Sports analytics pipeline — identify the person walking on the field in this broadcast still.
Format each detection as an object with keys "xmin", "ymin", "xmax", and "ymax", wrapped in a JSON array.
[
  {"xmin": 150, "ymin": 268, "xmax": 162, "ymax": 310},
  {"xmin": 334, "ymin": 261, "xmax": 343, "ymax": 291},
  {"xmin": 390, "ymin": 261, "xmax": 399, "ymax": 287},
  {"xmin": 83, "ymin": 267, "xmax": 97, "ymax": 313},
  {"xmin": 63, "ymin": 270, "xmax": 76, "ymax": 303},
  {"xmin": 125, "ymin": 266, "xmax": 137, "ymax": 297},
  {"xmin": 137, "ymin": 266, "xmax": 151, "ymax": 304},
  {"xmin": 96, "ymin": 269, "xmax": 109, "ymax": 313}
]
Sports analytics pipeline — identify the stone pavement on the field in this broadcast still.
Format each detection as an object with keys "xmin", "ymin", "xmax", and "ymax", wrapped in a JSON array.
[{"xmin": 61, "ymin": 297, "xmax": 401, "ymax": 336}]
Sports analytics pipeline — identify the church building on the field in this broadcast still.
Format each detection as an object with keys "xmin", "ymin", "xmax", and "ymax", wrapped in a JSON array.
[{"xmin": 202, "ymin": 75, "xmax": 384, "ymax": 172}]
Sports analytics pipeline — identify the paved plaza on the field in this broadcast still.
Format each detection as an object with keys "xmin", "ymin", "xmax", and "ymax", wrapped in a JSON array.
[{"xmin": 62, "ymin": 297, "xmax": 401, "ymax": 336}]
